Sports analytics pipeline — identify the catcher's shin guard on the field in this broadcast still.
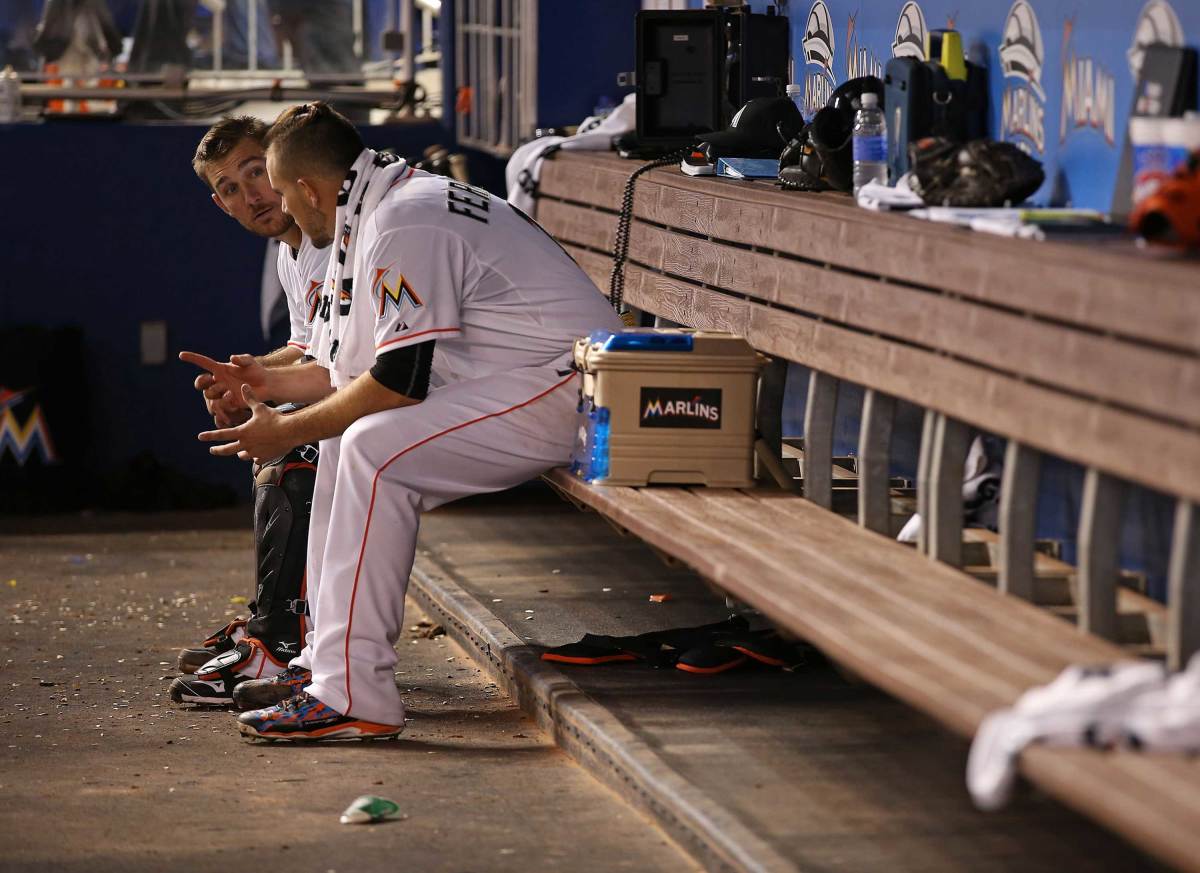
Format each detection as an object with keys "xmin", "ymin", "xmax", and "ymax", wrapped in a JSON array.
[{"xmin": 246, "ymin": 443, "xmax": 318, "ymax": 663}]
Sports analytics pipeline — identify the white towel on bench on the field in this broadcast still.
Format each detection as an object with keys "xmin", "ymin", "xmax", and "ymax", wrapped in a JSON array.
[
  {"xmin": 505, "ymin": 93, "xmax": 636, "ymax": 216},
  {"xmin": 967, "ymin": 660, "xmax": 1167, "ymax": 811},
  {"xmin": 1124, "ymin": 652, "xmax": 1200, "ymax": 752}
]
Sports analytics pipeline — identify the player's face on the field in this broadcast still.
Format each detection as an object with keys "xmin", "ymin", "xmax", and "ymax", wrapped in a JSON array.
[
  {"xmin": 208, "ymin": 139, "xmax": 295, "ymax": 239},
  {"xmin": 265, "ymin": 149, "xmax": 336, "ymax": 249}
]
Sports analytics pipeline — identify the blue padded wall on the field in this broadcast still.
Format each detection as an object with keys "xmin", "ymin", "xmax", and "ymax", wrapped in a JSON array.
[{"xmin": 0, "ymin": 120, "xmax": 448, "ymax": 500}]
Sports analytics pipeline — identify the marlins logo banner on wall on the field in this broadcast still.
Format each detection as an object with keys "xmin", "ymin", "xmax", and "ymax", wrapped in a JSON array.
[
  {"xmin": 1060, "ymin": 17, "xmax": 1116, "ymax": 145},
  {"xmin": 802, "ymin": 0, "xmax": 835, "ymax": 118},
  {"xmin": 999, "ymin": 0, "xmax": 1047, "ymax": 155},
  {"xmin": 892, "ymin": 2, "xmax": 927, "ymax": 60},
  {"xmin": 1128, "ymin": 0, "xmax": 1184, "ymax": 82},
  {"xmin": 846, "ymin": 11, "xmax": 883, "ymax": 80}
]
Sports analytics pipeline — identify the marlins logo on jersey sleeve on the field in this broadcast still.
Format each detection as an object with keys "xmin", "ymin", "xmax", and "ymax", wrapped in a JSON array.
[{"xmin": 366, "ymin": 226, "xmax": 465, "ymax": 355}]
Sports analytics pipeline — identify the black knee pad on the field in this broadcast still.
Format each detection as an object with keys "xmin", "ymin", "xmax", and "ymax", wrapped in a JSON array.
[{"xmin": 246, "ymin": 443, "xmax": 318, "ymax": 662}]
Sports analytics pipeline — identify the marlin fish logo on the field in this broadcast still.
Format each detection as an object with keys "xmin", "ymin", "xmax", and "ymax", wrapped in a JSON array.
[
  {"xmin": 999, "ymin": 0, "xmax": 1047, "ymax": 154},
  {"xmin": 372, "ymin": 264, "xmax": 424, "ymax": 319},
  {"xmin": 803, "ymin": 1, "xmax": 835, "ymax": 77},
  {"xmin": 999, "ymin": 0, "xmax": 1046, "ymax": 100},
  {"xmin": 0, "ymin": 387, "xmax": 58, "ymax": 465},
  {"xmin": 892, "ymin": 2, "xmax": 928, "ymax": 59},
  {"xmin": 1127, "ymin": 0, "xmax": 1184, "ymax": 81}
]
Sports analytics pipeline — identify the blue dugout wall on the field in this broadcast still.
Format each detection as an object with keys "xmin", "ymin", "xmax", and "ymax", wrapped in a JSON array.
[{"xmin": 0, "ymin": 120, "xmax": 449, "ymax": 503}]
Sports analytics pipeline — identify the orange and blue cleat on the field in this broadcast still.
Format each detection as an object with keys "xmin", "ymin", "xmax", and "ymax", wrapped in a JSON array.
[{"xmin": 237, "ymin": 691, "xmax": 404, "ymax": 742}]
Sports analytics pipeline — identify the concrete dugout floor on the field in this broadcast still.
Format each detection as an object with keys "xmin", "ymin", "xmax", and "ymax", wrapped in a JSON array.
[
  {"xmin": 0, "ymin": 516, "xmax": 693, "ymax": 873},
  {"xmin": 0, "ymin": 483, "xmax": 1164, "ymax": 873}
]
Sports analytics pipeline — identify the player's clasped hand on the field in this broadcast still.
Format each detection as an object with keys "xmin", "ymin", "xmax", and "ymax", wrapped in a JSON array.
[
  {"xmin": 195, "ymin": 371, "xmax": 251, "ymax": 427},
  {"xmin": 198, "ymin": 384, "xmax": 292, "ymax": 462},
  {"xmin": 180, "ymin": 350, "xmax": 270, "ymax": 401}
]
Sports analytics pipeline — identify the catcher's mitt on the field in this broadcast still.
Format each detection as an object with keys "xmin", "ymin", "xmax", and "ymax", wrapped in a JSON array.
[{"xmin": 909, "ymin": 137, "xmax": 1045, "ymax": 207}]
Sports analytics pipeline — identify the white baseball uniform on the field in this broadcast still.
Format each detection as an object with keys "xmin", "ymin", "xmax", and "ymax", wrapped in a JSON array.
[
  {"xmin": 275, "ymin": 235, "xmax": 330, "ymax": 355},
  {"xmin": 293, "ymin": 159, "xmax": 621, "ymax": 726}
]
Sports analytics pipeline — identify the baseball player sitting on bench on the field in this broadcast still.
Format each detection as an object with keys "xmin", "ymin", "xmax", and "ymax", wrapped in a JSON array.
[
  {"xmin": 185, "ymin": 102, "xmax": 622, "ymax": 741},
  {"xmin": 170, "ymin": 116, "xmax": 328, "ymax": 708}
]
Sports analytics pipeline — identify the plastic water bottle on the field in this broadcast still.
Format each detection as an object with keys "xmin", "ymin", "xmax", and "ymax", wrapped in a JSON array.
[
  {"xmin": 785, "ymin": 83, "xmax": 804, "ymax": 120},
  {"xmin": 0, "ymin": 66, "xmax": 20, "ymax": 124},
  {"xmin": 851, "ymin": 92, "xmax": 887, "ymax": 198}
]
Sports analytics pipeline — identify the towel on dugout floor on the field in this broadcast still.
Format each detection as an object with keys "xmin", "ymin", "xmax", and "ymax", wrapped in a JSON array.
[
  {"xmin": 540, "ymin": 616, "xmax": 812, "ymax": 675},
  {"xmin": 310, "ymin": 148, "xmax": 418, "ymax": 389},
  {"xmin": 967, "ymin": 654, "xmax": 1200, "ymax": 811},
  {"xmin": 505, "ymin": 93, "xmax": 637, "ymax": 217}
]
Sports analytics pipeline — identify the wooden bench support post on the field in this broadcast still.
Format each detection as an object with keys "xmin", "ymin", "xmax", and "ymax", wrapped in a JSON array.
[
  {"xmin": 1078, "ymin": 468, "xmax": 1123, "ymax": 641},
  {"xmin": 755, "ymin": 357, "xmax": 800, "ymax": 491},
  {"xmin": 999, "ymin": 441, "xmax": 1041, "ymax": 601},
  {"xmin": 916, "ymin": 408, "xmax": 937, "ymax": 554},
  {"xmin": 858, "ymin": 389, "xmax": 895, "ymax": 535},
  {"xmin": 929, "ymin": 414, "xmax": 970, "ymax": 568},
  {"xmin": 802, "ymin": 371, "xmax": 837, "ymax": 510},
  {"xmin": 1168, "ymin": 500, "xmax": 1200, "ymax": 670}
]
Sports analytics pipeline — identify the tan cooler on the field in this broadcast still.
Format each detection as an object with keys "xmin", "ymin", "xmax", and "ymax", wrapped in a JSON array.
[{"xmin": 568, "ymin": 329, "xmax": 760, "ymax": 487}]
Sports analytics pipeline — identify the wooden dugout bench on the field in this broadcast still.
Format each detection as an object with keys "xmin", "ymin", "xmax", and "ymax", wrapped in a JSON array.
[{"xmin": 535, "ymin": 152, "xmax": 1200, "ymax": 871}]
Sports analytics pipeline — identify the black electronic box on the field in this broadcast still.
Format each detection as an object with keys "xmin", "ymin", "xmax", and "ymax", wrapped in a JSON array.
[{"xmin": 633, "ymin": 6, "xmax": 789, "ymax": 148}]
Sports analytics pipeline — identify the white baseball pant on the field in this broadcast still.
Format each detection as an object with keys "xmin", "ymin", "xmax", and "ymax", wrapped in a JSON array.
[{"xmin": 291, "ymin": 363, "xmax": 580, "ymax": 725}]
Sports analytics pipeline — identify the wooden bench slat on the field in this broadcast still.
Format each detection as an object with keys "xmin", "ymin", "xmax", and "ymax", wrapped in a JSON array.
[
  {"xmin": 539, "ymin": 153, "xmax": 1200, "ymax": 354},
  {"xmin": 1021, "ymin": 745, "xmax": 1200, "ymax": 873},
  {"xmin": 541, "ymin": 198, "xmax": 1200, "ymax": 428},
  {"xmin": 549, "ymin": 471, "xmax": 1125, "ymax": 717},
  {"xmin": 561, "ymin": 242, "xmax": 611, "ymax": 294},
  {"xmin": 548, "ymin": 474, "xmax": 1021, "ymax": 731},
  {"xmin": 627, "ymin": 224, "xmax": 1200, "ymax": 429},
  {"xmin": 618, "ymin": 264, "xmax": 1200, "ymax": 504},
  {"xmin": 737, "ymin": 489, "xmax": 1131, "ymax": 673}
]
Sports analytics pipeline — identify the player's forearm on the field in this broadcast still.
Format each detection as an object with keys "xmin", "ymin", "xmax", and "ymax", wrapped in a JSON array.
[
  {"xmin": 257, "ymin": 346, "xmax": 305, "ymax": 368},
  {"xmin": 277, "ymin": 371, "xmax": 420, "ymax": 446},
  {"xmin": 262, "ymin": 361, "xmax": 335, "ymax": 404}
]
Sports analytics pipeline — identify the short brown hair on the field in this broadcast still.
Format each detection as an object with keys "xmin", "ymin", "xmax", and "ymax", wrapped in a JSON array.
[
  {"xmin": 192, "ymin": 115, "xmax": 270, "ymax": 190},
  {"xmin": 262, "ymin": 102, "xmax": 364, "ymax": 181}
]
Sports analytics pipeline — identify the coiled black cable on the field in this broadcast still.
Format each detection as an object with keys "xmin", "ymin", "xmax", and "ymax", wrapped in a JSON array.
[{"xmin": 608, "ymin": 149, "xmax": 691, "ymax": 315}]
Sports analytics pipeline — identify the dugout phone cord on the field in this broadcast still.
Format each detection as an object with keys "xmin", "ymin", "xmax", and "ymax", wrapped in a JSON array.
[{"xmin": 608, "ymin": 148, "xmax": 693, "ymax": 317}]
